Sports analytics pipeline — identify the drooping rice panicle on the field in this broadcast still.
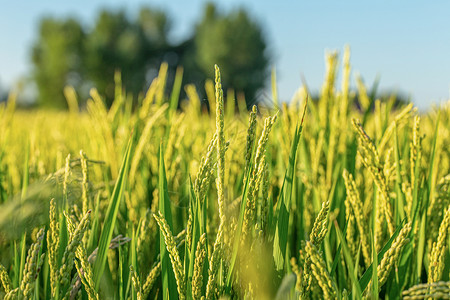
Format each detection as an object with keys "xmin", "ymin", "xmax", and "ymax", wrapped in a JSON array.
[
  {"xmin": 206, "ymin": 229, "xmax": 223, "ymax": 300},
  {"xmin": 301, "ymin": 200, "xmax": 330, "ymax": 297},
  {"xmin": 130, "ymin": 266, "xmax": 143, "ymax": 300},
  {"xmin": 376, "ymin": 223, "xmax": 411, "ymax": 285},
  {"xmin": 64, "ymin": 210, "xmax": 76, "ymax": 235},
  {"xmin": 153, "ymin": 211, "xmax": 185, "ymax": 299},
  {"xmin": 192, "ymin": 233, "xmax": 207, "ymax": 300},
  {"xmin": 427, "ymin": 175, "xmax": 450, "ymax": 249},
  {"xmin": 142, "ymin": 261, "xmax": 161, "ymax": 299},
  {"xmin": 59, "ymin": 210, "xmax": 91, "ymax": 287},
  {"xmin": 343, "ymin": 170, "xmax": 371, "ymax": 266},
  {"xmin": 66, "ymin": 269, "xmax": 82, "ymax": 300},
  {"xmin": 74, "ymin": 259, "xmax": 98, "ymax": 300},
  {"xmin": 0, "ymin": 263, "xmax": 12, "ymax": 294},
  {"xmin": 242, "ymin": 113, "xmax": 277, "ymax": 241},
  {"xmin": 402, "ymin": 281, "xmax": 450, "ymax": 299},
  {"xmin": 365, "ymin": 222, "xmax": 411, "ymax": 294},
  {"xmin": 428, "ymin": 204, "xmax": 450, "ymax": 283},
  {"xmin": 74, "ymin": 244, "xmax": 97, "ymax": 300},
  {"xmin": 194, "ymin": 133, "xmax": 217, "ymax": 202},
  {"xmin": 352, "ymin": 118, "xmax": 395, "ymax": 236},
  {"xmin": 48, "ymin": 198, "xmax": 60, "ymax": 297},
  {"xmin": 4, "ymin": 287, "xmax": 19, "ymax": 300},
  {"xmin": 20, "ymin": 228, "xmax": 45, "ymax": 299},
  {"xmin": 305, "ymin": 241, "xmax": 337, "ymax": 299},
  {"xmin": 310, "ymin": 200, "xmax": 330, "ymax": 246}
]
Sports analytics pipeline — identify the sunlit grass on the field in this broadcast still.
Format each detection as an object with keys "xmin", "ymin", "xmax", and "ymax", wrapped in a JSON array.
[{"xmin": 0, "ymin": 49, "xmax": 449, "ymax": 299}]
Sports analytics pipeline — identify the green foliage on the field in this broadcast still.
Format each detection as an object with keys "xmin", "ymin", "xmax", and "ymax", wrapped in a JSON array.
[
  {"xmin": 194, "ymin": 2, "xmax": 269, "ymax": 106},
  {"xmin": 85, "ymin": 8, "xmax": 170, "ymax": 105},
  {"xmin": 30, "ymin": 4, "xmax": 270, "ymax": 109},
  {"xmin": 31, "ymin": 17, "xmax": 85, "ymax": 108},
  {"xmin": 0, "ymin": 49, "xmax": 449, "ymax": 299},
  {"xmin": 93, "ymin": 134, "xmax": 133, "ymax": 289}
]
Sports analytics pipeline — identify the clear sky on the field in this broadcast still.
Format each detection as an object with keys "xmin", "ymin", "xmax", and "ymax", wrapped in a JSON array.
[{"xmin": 1, "ymin": 0, "xmax": 450, "ymax": 109}]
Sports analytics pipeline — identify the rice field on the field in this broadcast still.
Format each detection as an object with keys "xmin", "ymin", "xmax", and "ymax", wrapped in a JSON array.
[{"xmin": 0, "ymin": 48, "xmax": 449, "ymax": 299}]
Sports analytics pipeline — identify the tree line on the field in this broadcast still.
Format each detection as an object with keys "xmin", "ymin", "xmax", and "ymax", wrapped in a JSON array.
[{"xmin": 31, "ymin": 3, "xmax": 270, "ymax": 109}]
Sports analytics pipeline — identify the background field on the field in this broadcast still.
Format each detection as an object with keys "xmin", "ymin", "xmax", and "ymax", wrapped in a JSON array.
[{"xmin": 0, "ymin": 49, "xmax": 449, "ymax": 299}]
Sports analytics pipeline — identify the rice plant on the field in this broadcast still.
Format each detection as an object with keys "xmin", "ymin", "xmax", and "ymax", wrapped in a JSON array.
[{"xmin": 0, "ymin": 48, "xmax": 449, "ymax": 299}]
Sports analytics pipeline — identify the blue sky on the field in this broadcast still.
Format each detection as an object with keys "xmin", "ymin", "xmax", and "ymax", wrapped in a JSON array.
[{"xmin": 1, "ymin": 0, "xmax": 449, "ymax": 109}]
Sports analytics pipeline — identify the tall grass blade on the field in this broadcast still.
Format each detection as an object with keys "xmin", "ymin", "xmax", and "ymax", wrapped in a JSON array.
[
  {"xmin": 273, "ymin": 99, "xmax": 307, "ymax": 272},
  {"xmin": 93, "ymin": 134, "xmax": 134, "ymax": 289},
  {"xmin": 158, "ymin": 144, "xmax": 178, "ymax": 300},
  {"xmin": 334, "ymin": 220, "xmax": 362, "ymax": 299},
  {"xmin": 357, "ymin": 223, "xmax": 403, "ymax": 293}
]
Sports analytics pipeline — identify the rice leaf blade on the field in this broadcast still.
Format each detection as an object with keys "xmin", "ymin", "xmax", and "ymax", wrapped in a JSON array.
[
  {"xmin": 93, "ymin": 133, "xmax": 134, "ymax": 289},
  {"xmin": 158, "ymin": 144, "xmax": 178, "ymax": 300}
]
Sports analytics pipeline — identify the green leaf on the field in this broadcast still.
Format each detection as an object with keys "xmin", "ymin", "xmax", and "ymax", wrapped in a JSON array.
[
  {"xmin": 54, "ymin": 212, "xmax": 69, "ymax": 298},
  {"xmin": 186, "ymin": 177, "xmax": 207, "ymax": 300},
  {"xmin": 394, "ymin": 125, "xmax": 405, "ymax": 222},
  {"xmin": 273, "ymin": 100, "xmax": 307, "ymax": 272},
  {"xmin": 371, "ymin": 180, "xmax": 379, "ymax": 300},
  {"xmin": 357, "ymin": 223, "xmax": 404, "ymax": 294},
  {"xmin": 226, "ymin": 162, "xmax": 252, "ymax": 288},
  {"xmin": 87, "ymin": 193, "xmax": 101, "ymax": 253},
  {"xmin": 169, "ymin": 66, "xmax": 184, "ymax": 117},
  {"xmin": 371, "ymin": 231, "xmax": 378, "ymax": 300},
  {"xmin": 129, "ymin": 227, "xmax": 138, "ymax": 300},
  {"xmin": 334, "ymin": 220, "xmax": 362, "ymax": 299},
  {"xmin": 158, "ymin": 144, "xmax": 178, "ymax": 300},
  {"xmin": 427, "ymin": 108, "xmax": 440, "ymax": 202},
  {"xmin": 118, "ymin": 243, "xmax": 124, "ymax": 300},
  {"xmin": 330, "ymin": 221, "xmax": 348, "ymax": 276},
  {"xmin": 93, "ymin": 133, "xmax": 134, "ymax": 289},
  {"xmin": 19, "ymin": 232, "xmax": 26, "ymax": 285}
]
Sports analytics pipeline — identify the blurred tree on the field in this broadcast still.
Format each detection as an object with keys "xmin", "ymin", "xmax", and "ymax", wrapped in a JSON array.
[
  {"xmin": 31, "ymin": 18, "xmax": 85, "ymax": 108},
  {"xmin": 193, "ymin": 3, "xmax": 269, "ymax": 107},
  {"xmin": 29, "ymin": 4, "xmax": 271, "ymax": 110},
  {"xmin": 0, "ymin": 80, "xmax": 6, "ymax": 102},
  {"xmin": 84, "ymin": 8, "xmax": 170, "ymax": 105}
]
